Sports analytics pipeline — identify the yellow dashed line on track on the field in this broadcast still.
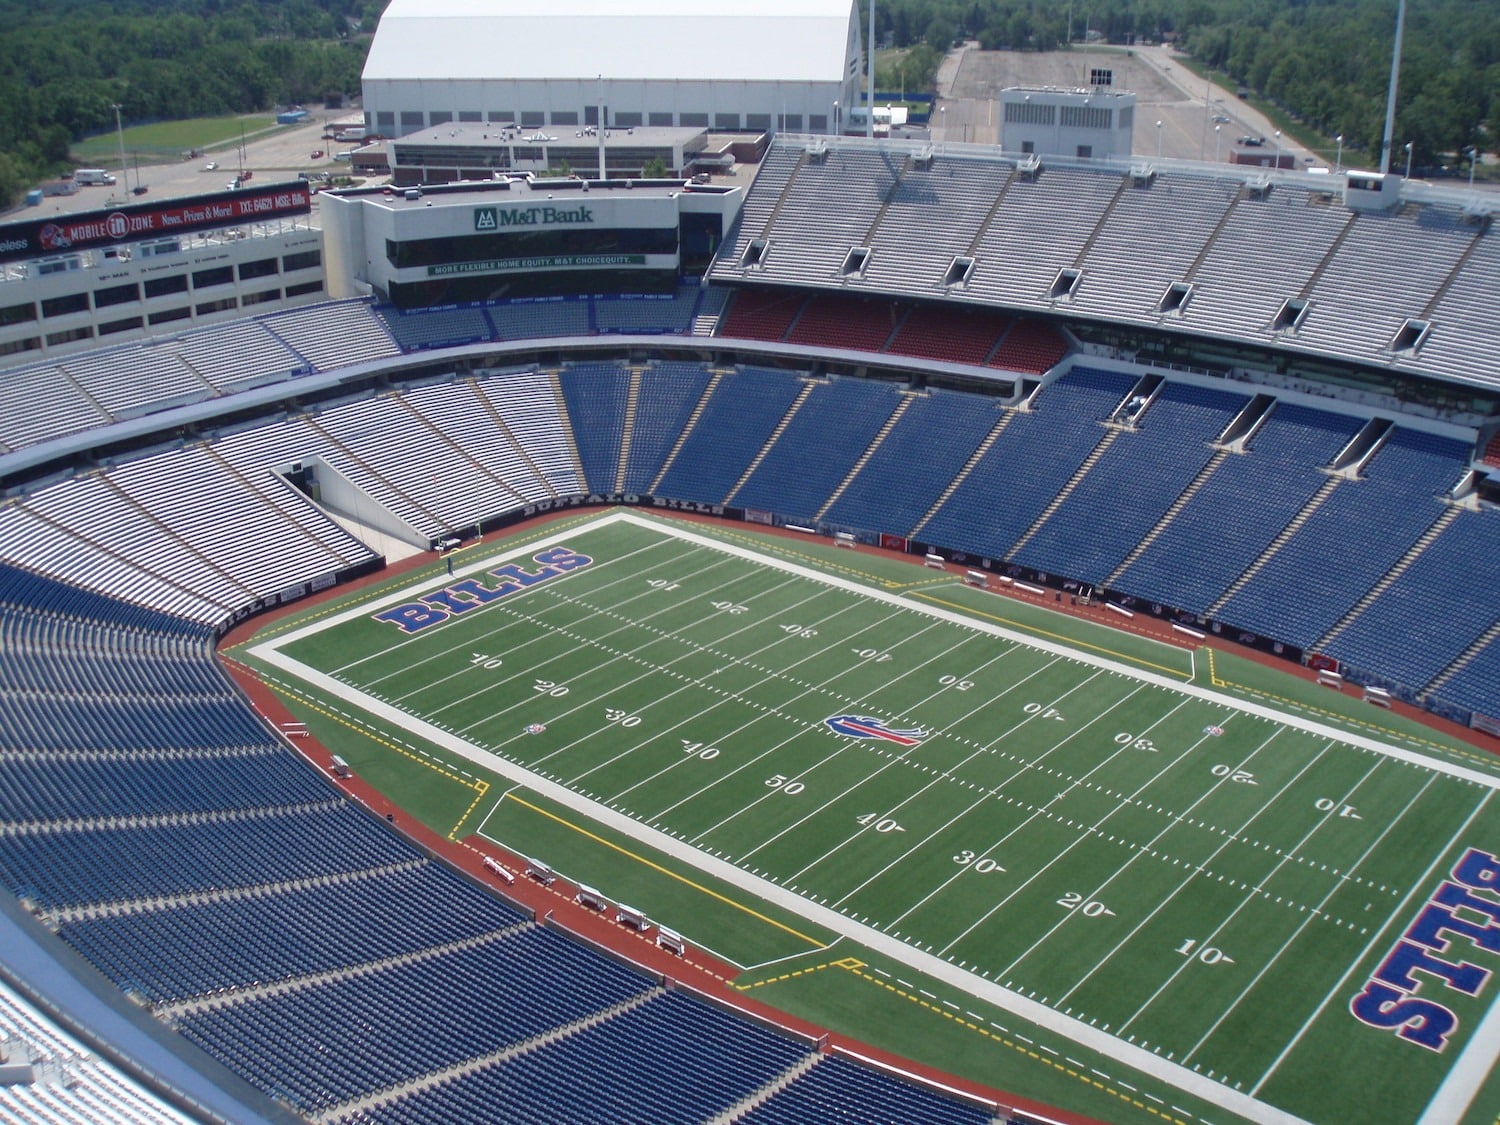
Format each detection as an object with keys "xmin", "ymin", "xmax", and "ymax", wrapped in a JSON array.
[
  {"xmin": 834, "ymin": 963, "xmax": 1191, "ymax": 1125},
  {"xmin": 733, "ymin": 956, "xmax": 864, "ymax": 991},
  {"xmin": 259, "ymin": 677, "xmax": 487, "ymax": 839},
  {"xmin": 499, "ymin": 793, "xmax": 827, "ymax": 949},
  {"xmin": 911, "ymin": 592, "xmax": 1194, "ymax": 680}
]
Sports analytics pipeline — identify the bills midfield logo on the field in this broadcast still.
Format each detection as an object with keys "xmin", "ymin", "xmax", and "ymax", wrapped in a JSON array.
[
  {"xmin": 373, "ymin": 546, "xmax": 592, "ymax": 633},
  {"xmin": 1351, "ymin": 846, "xmax": 1500, "ymax": 1051},
  {"xmin": 824, "ymin": 715, "xmax": 930, "ymax": 747}
]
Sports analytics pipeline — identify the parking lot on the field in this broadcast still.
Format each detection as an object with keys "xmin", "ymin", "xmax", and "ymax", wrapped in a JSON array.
[{"xmin": 16, "ymin": 108, "xmax": 368, "ymax": 222}]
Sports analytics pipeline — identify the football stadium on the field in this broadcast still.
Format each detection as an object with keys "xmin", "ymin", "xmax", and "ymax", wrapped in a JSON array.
[{"xmin": 1, "ymin": 6, "xmax": 1500, "ymax": 1125}]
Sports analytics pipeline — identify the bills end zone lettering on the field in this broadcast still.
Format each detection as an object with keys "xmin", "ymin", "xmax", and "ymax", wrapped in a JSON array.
[
  {"xmin": 825, "ymin": 715, "xmax": 930, "ymax": 747},
  {"xmin": 1350, "ymin": 846, "xmax": 1500, "ymax": 1051},
  {"xmin": 373, "ymin": 546, "xmax": 592, "ymax": 633}
]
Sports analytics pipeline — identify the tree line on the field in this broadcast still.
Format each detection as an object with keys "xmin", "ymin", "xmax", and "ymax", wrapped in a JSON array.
[
  {"xmin": 0, "ymin": 0, "xmax": 378, "ymax": 208},
  {"xmin": 1, "ymin": 1, "xmax": 1494, "ymax": 210},
  {"xmin": 872, "ymin": 0, "xmax": 1498, "ymax": 172}
]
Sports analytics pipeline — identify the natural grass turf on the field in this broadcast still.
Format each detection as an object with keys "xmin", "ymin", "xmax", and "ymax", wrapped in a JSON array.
[{"xmin": 71, "ymin": 114, "xmax": 278, "ymax": 163}]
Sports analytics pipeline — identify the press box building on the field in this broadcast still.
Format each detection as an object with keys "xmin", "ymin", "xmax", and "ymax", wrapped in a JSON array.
[{"xmin": 360, "ymin": 0, "xmax": 866, "ymax": 139}]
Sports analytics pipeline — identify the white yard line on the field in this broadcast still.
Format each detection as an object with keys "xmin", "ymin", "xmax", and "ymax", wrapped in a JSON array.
[
  {"xmin": 1058, "ymin": 733, "xmax": 1329, "ymax": 1012},
  {"xmin": 1250, "ymin": 788, "xmax": 1493, "ymax": 1100},
  {"xmin": 1184, "ymin": 766, "xmax": 1432, "ymax": 1065},
  {"xmin": 1116, "ymin": 744, "xmax": 1373, "ymax": 1034},
  {"xmin": 785, "ymin": 643, "xmax": 1047, "ymax": 889},
  {"xmin": 249, "ymin": 511, "xmax": 1500, "ymax": 1125}
]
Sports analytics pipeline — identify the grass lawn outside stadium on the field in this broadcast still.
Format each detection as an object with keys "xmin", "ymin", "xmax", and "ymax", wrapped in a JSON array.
[{"xmin": 235, "ymin": 509, "xmax": 1500, "ymax": 1125}]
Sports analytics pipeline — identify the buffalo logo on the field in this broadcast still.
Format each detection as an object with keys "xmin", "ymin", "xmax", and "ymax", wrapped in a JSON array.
[{"xmin": 825, "ymin": 715, "xmax": 929, "ymax": 746}]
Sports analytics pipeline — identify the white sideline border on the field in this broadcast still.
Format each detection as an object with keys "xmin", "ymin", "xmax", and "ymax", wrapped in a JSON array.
[{"xmin": 250, "ymin": 510, "xmax": 1500, "ymax": 1125}]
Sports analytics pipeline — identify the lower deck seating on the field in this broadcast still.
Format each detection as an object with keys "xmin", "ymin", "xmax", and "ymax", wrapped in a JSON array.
[
  {"xmin": 652, "ymin": 367, "xmax": 804, "ymax": 504},
  {"xmin": 918, "ymin": 368, "xmax": 1136, "ymax": 558},
  {"xmin": 1325, "ymin": 507, "xmax": 1500, "ymax": 689},
  {"xmin": 1113, "ymin": 403, "xmax": 1365, "ymax": 614},
  {"xmin": 1013, "ymin": 380, "xmax": 1249, "ymax": 584}
]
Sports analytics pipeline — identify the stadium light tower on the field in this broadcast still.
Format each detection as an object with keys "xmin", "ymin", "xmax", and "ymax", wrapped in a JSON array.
[
  {"xmin": 1215, "ymin": 124, "xmax": 1222, "ymax": 163},
  {"xmin": 112, "ymin": 103, "xmax": 128, "ymax": 189},
  {"xmin": 867, "ymin": 0, "xmax": 875, "ymax": 139},
  {"xmin": 1336, "ymin": 134, "xmax": 1344, "ymax": 172},
  {"xmin": 1380, "ymin": 0, "xmax": 1407, "ymax": 173},
  {"xmin": 1404, "ymin": 141, "xmax": 1413, "ymax": 179},
  {"xmin": 1156, "ymin": 119, "xmax": 1163, "ymax": 159}
]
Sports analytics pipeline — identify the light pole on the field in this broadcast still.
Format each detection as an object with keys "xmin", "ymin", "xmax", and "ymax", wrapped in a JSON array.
[
  {"xmin": 1469, "ymin": 146, "xmax": 1480, "ymax": 188},
  {"xmin": 1273, "ymin": 129, "xmax": 1282, "ymax": 170},
  {"xmin": 1215, "ymin": 124, "xmax": 1222, "ymax": 163},
  {"xmin": 939, "ymin": 105, "xmax": 946, "ymax": 151},
  {"xmin": 1156, "ymin": 119, "xmax": 1163, "ymax": 159},
  {"xmin": 112, "ymin": 103, "xmax": 128, "ymax": 190},
  {"xmin": 1335, "ymin": 134, "xmax": 1343, "ymax": 172},
  {"xmin": 1404, "ymin": 141, "xmax": 1413, "ymax": 179},
  {"xmin": 833, "ymin": 100, "xmax": 839, "ymax": 136}
]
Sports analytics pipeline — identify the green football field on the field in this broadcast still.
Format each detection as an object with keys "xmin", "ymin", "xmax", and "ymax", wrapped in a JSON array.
[{"xmin": 244, "ymin": 510, "xmax": 1500, "ymax": 1125}]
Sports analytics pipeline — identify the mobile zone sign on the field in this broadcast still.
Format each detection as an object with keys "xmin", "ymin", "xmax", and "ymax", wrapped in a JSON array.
[{"xmin": 0, "ymin": 184, "xmax": 312, "ymax": 264}]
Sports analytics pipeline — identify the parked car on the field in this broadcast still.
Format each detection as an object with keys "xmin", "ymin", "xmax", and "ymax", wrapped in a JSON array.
[
  {"xmin": 203, "ymin": 160, "xmax": 218, "ymax": 171},
  {"xmin": 310, "ymin": 149, "xmax": 324, "ymax": 160},
  {"xmin": 1239, "ymin": 135, "xmax": 1266, "ymax": 147},
  {"xmin": 1213, "ymin": 114, "xmax": 1230, "ymax": 123}
]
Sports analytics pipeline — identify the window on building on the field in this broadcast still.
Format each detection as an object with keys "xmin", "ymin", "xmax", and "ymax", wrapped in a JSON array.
[
  {"xmin": 521, "ymin": 111, "xmax": 545, "ymax": 128},
  {"xmin": 680, "ymin": 112, "xmax": 709, "ymax": 128},
  {"xmin": 0, "ymin": 335, "xmax": 40, "ymax": 356},
  {"xmin": 552, "ymin": 111, "xmax": 579, "ymax": 126},
  {"xmin": 282, "ymin": 250, "xmax": 322, "ymax": 273},
  {"xmin": 195, "ymin": 297, "xmax": 238, "ymax": 316},
  {"xmin": 144, "ymin": 275, "xmax": 189, "ymax": 299},
  {"xmin": 97, "ymin": 315, "xmax": 143, "ymax": 336},
  {"xmin": 714, "ymin": 113, "xmax": 741, "ymax": 130},
  {"xmin": 400, "ymin": 111, "xmax": 425, "ymax": 132},
  {"xmin": 778, "ymin": 114, "xmax": 804, "ymax": 131},
  {"xmin": 238, "ymin": 258, "xmax": 278, "ymax": 281},
  {"xmin": 614, "ymin": 112, "xmax": 642, "ymax": 128},
  {"xmin": 429, "ymin": 111, "xmax": 453, "ymax": 126},
  {"xmin": 746, "ymin": 113, "xmax": 771, "ymax": 131},
  {"xmin": 489, "ymin": 110, "xmax": 515, "ymax": 123},
  {"xmin": 459, "ymin": 111, "xmax": 482, "ymax": 123},
  {"xmin": 192, "ymin": 265, "xmax": 234, "ymax": 289},
  {"xmin": 284, "ymin": 279, "xmax": 325, "ymax": 299},
  {"xmin": 148, "ymin": 306, "xmax": 191, "ymax": 326},
  {"xmin": 0, "ymin": 301, "xmax": 36, "ymax": 326},
  {"xmin": 44, "ymin": 327, "xmax": 91, "ymax": 347},
  {"xmin": 93, "ymin": 282, "xmax": 140, "ymax": 309},
  {"xmin": 808, "ymin": 114, "xmax": 828, "ymax": 132},
  {"xmin": 377, "ymin": 111, "xmax": 396, "ymax": 130},
  {"xmin": 41, "ymin": 293, "xmax": 88, "ymax": 318},
  {"xmin": 241, "ymin": 288, "xmax": 282, "ymax": 307},
  {"xmin": 648, "ymin": 112, "xmax": 674, "ymax": 128}
]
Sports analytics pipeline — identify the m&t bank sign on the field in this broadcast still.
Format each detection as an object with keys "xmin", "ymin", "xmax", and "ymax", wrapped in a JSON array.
[{"xmin": 474, "ymin": 204, "xmax": 595, "ymax": 231}]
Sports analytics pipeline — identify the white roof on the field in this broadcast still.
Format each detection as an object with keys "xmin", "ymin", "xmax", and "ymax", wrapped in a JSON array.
[{"xmin": 363, "ymin": 0, "xmax": 859, "ymax": 84}]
